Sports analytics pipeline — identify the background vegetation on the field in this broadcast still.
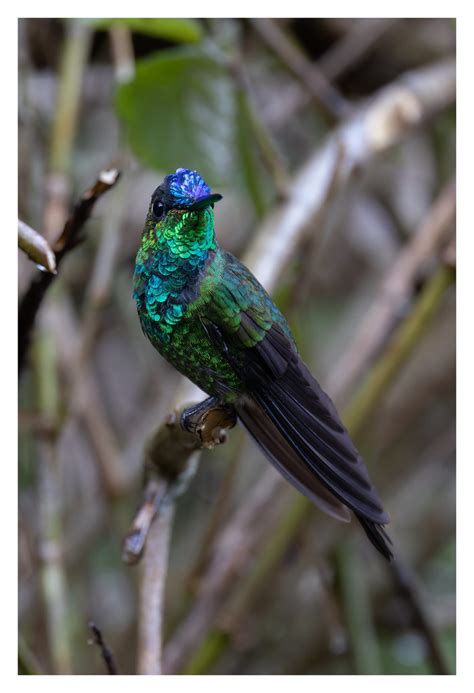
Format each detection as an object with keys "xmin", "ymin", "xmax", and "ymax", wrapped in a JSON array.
[{"xmin": 18, "ymin": 17, "xmax": 455, "ymax": 675}]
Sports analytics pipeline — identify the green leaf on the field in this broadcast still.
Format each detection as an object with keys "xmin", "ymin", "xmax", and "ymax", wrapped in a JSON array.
[
  {"xmin": 115, "ymin": 47, "xmax": 235, "ymax": 186},
  {"xmin": 88, "ymin": 18, "xmax": 203, "ymax": 43}
]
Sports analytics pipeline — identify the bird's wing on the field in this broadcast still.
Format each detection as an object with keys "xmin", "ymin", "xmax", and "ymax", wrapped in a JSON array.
[{"xmin": 203, "ymin": 253, "xmax": 392, "ymax": 559}]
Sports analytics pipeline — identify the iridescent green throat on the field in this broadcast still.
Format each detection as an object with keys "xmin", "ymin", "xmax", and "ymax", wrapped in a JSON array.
[{"xmin": 133, "ymin": 207, "xmax": 217, "ymax": 340}]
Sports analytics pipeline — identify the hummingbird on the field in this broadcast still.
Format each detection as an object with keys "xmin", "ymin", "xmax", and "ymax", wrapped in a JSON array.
[{"xmin": 133, "ymin": 168, "xmax": 392, "ymax": 560}]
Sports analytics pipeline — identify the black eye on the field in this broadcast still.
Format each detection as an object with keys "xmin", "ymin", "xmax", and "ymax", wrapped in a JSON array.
[{"xmin": 152, "ymin": 199, "xmax": 165, "ymax": 219}]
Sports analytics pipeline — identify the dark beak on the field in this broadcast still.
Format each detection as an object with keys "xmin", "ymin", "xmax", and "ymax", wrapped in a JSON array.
[{"xmin": 189, "ymin": 193, "xmax": 223, "ymax": 211}]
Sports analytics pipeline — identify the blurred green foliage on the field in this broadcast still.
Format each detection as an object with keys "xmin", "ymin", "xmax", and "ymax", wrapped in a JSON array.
[
  {"xmin": 115, "ymin": 43, "xmax": 270, "ymax": 211},
  {"xmin": 87, "ymin": 17, "xmax": 203, "ymax": 43}
]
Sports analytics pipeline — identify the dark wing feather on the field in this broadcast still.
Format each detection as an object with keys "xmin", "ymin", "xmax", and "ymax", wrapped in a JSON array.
[
  {"xmin": 237, "ymin": 398, "xmax": 351, "ymax": 522},
  {"xmin": 203, "ymin": 253, "xmax": 393, "ymax": 560}
]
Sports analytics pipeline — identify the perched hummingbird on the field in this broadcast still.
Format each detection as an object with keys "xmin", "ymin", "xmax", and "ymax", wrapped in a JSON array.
[{"xmin": 133, "ymin": 168, "xmax": 392, "ymax": 560}]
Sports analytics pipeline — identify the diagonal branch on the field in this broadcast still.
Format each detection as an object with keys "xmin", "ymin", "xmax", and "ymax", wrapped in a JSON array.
[
  {"xmin": 328, "ymin": 179, "xmax": 456, "ymax": 405},
  {"xmin": 249, "ymin": 18, "xmax": 352, "ymax": 122},
  {"xmin": 88, "ymin": 621, "xmax": 118, "ymax": 674},
  {"xmin": 18, "ymin": 168, "xmax": 120, "ymax": 374}
]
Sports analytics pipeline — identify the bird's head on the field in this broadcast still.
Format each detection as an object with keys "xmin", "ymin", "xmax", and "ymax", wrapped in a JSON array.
[
  {"xmin": 147, "ymin": 168, "xmax": 222, "ymax": 230},
  {"xmin": 142, "ymin": 168, "xmax": 222, "ymax": 259},
  {"xmin": 154, "ymin": 168, "xmax": 222, "ymax": 212}
]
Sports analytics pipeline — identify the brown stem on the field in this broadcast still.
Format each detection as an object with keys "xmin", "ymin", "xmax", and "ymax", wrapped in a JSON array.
[
  {"xmin": 43, "ymin": 20, "xmax": 92, "ymax": 245},
  {"xmin": 88, "ymin": 621, "xmax": 118, "ymax": 674},
  {"xmin": 328, "ymin": 180, "xmax": 456, "ymax": 405},
  {"xmin": 389, "ymin": 561, "xmax": 450, "ymax": 674},
  {"xmin": 136, "ymin": 487, "xmax": 175, "ymax": 675},
  {"xmin": 34, "ymin": 326, "xmax": 72, "ymax": 674},
  {"xmin": 18, "ymin": 168, "xmax": 120, "ymax": 374},
  {"xmin": 249, "ymin": 18, "xmax": 352, "ymax": 122}
]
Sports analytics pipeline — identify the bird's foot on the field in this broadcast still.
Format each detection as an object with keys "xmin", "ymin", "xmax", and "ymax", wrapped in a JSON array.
[{"xmin": 180, "ymin": 397, "xmax": 237, "ymax": 449}]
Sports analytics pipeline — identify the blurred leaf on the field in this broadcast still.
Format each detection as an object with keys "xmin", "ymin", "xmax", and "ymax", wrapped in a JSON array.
[
  {"xmin": 88, "ymin": 18, "xmax": 203, "ymax": 43},
  {"xmin": 116, "ymin": 45, "xmax": 267, "ymax": 200}
]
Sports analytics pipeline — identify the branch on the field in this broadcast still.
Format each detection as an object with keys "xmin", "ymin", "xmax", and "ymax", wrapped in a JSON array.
[
  {"xmin": 123, "ymin": 402, "xmax": 236, "ymax": 675},
  {"xmin": 88, "ymin": 621, "xmax": 118, "ymax": 674},
  {"xmin": 262, "ymin": 19, "xmax": 402, "ymax": 129},
  {"xmin": 43, "ymin": 20, "xmax": 91, "ymax": 244},
  {"xmin": 18, "ymin": 634, "xmax": 43, "ymax": 675},
  {"xmin": 50, "ymin": 295, "xmax": 129, "ymax": 497},
  {"xmin": 337, "ymin": 543, "xmax": 382, "ymax": 674},
  {"xmin": 389, "ymin": 561, "xmax": 450, "ymax": 674},
  {"xmin": 249, "ymin": 18, "xmax": 352, "ymax": 122},
  {"xmin": 343, "ymin": 264, "xmax": 455, "ymax": 437},
  {"xmin": 18, "ymin": 168, "xmax": 120, "ymax": 374},
  {"xmin": 136, "ymin": 484, "xmax": 174, "ymax": 675},
  {"xmin": 78, "ymin": 26, "xmax": 135, "ymax": 361},
  {"xmin": 18, "ymin": 220, "xmax": 57, "ymax": 274},
  {"xmin": 243, "ymin": 58, "xmax": 455, "ymax": 291},
  {"xmin": 33, "ymin": 325, "xmax": 72, "ymax": 674},
  {"xmin": 318, "ymin": 19, "xmax": 401, "ymax": 83},
  {"xmin": 328, "ymin": 179, "xmax": 456, "ymax": 405}
]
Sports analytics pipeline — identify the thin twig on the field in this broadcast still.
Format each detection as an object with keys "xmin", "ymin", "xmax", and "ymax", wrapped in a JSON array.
[
  {"xmin": 337, "ymin": 544, "xmax": 382, "ymax": 673},
  {"xmin": 44, "ymin": 20, "xmax": 91, "ymax": 243},
  {"xmin": 262, "ymin": 19, "xmax": 401, "ymax": 129},
  {"xmin": 228, "ymin": 58, "xmax": 290, "ymax": 200},
  {"xmin": 328, "ymin": 180, "xmax": 456, "ymax": 405},
  {"xmin": 50, "ymin": 295, "xmax": 128, "ymax": 497},
  {"xmin": 136, "ymin": 485, "xmax": 174, "ymax": 675},
  {"xmin": 249, "ymin": 18, "xmax": 352, "ymax": 122},
  {"xmin": 76, "ymin": 26, "xmax": 135, "ymax": 362},
  {"xmin": 88, "ymin": 621, "xmax": 118, "ymax": 674},
  {"xmin": 185, "ymin": 454, "xmax": 239, "ymax": 593},
  {"xmin": 389, "ymin": 561, "xmax": 450, "ymax": 674},
  {"xmin": 34, "ymin": 324, "xmax": 72, "ymax": 674},
  {"xmin": 18, "ymin": 168, "xmax": 120, "ymax": 374},
  {"xmin": 343, "ymin": 264, "xmax": 455, "ymax": 437},
  {"xmin": 18, "ymin": 219, "xmax": 57, "ymax": 274},
  {"xmin": 318, "ymin": 19, "xmax": 401, "ymax": 83},
  {"xmin": 18, "ymin": 634, "xmax": 44, "ymax": 675}
]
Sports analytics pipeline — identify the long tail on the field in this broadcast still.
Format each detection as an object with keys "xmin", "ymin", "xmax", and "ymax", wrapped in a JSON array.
[{"xmin": 237, "ymin": 398, "xmax": 393, "ymax": 561}]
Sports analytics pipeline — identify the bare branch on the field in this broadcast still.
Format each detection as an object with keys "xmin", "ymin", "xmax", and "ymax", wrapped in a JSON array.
[
  {"xmin": 328, "ymin": 179, "xmax": 456, "ymax": 404},
  {"xmin": 249, "ymin": 18, "xmax": 352, "ymax": 121},
  {"xmin": 244, "ymin": 59, "xmax": 455, "ymax": 291},
  {"xmin": 136, "ymin": 486, "xmax": 174, "ymax": 675},
  {"xmin": 18, "ymin": 168, "xmax": 120, "ymax": 374},
  {"xmin": 33, "ymin": 325, "xmax": 72, "ymax": 674},
  {"xmin": 261, "ymin": 21, "xmax": 449, "ymax": 131},
  {"xmin": 126, "ymin": 402, "xmax": 236, "ymax": 674},
  {"xmin": 88, "ymin": 621, "xmax": 118, "ymax": 674},
  {"xmin": 389, "ymin": 561, "xmax": 450, "ymax": 674},
  {"xmin": 318, "ymin": 19, "xmax": 401, "ymax": 83}
]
